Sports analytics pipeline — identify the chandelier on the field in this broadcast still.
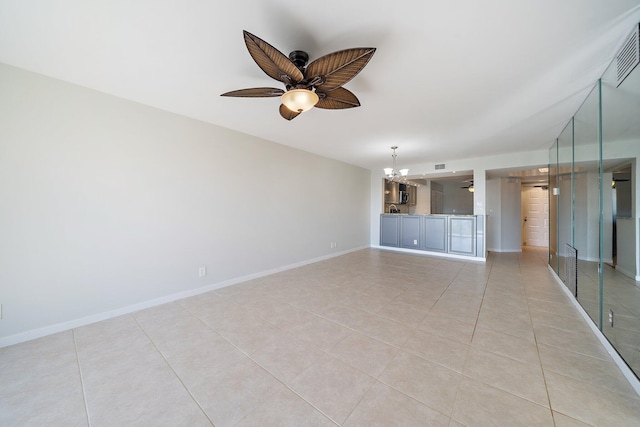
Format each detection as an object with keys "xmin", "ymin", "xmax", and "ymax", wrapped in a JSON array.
[{"xmin": 384, "ymin": 146, "xmax": 409, "ymax": 180}]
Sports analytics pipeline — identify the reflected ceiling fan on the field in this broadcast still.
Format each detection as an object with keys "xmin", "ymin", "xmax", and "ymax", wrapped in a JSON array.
[
  {"xmin": 221, "ymin": 31, "xmax": 376, "ymax": 120},
  {"xmin": 461, "ymin": 180, "xmax": 474, "ymax": 192}
]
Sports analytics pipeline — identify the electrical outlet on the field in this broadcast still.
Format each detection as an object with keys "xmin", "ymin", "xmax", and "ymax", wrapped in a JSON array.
[
  {"xmin": 413, "ymin": 239, "xmax": 418, "ymax": 245},
  {"xmin": 609, "ymin": 309, "xmax": 614, "ymax": 327},
  {"xmin": 330, "ymin": 242, "xmax": 337, "ymax": 249},
  {"xmin": 198, "ymin": 266, "xmax": 207, "ymax": 277}
]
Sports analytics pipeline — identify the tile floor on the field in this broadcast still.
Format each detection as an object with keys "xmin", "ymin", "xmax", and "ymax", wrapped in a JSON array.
[{"xmin": 2, "ymin": 247, "xmax": 640, "ymax": 426}]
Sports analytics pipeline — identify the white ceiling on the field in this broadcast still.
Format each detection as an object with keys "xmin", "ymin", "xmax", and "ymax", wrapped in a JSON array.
[{"xmin": 1, "ymin": 1, "xmax": 639, "ymax": 171}]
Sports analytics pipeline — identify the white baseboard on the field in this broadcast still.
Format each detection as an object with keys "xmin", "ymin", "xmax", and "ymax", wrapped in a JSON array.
[
  {"xmin": 0, "ymin": 246, "xmax": 368, "ymax": 349},
  {"xmin": 487, "ymin": 248, "xmax": 523, "ymax": 253},
  {"xmin": 373, "ymin": 245, "xmax": 487, "ymax": 262},
  {"xmin": 548, "ymin": 266, "xmax": 640, "ymax": 397},
  {"xmin": 613, "ymin": 265, "xmax": 640, "ymax": 281}
]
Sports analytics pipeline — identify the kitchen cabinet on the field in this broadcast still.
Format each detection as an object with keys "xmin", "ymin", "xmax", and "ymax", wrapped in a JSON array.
[
  {"xmin": 380, "ymin": 214, "xmax": 480, "ymax": 257},
  {"xmin": 400, "ymin": 215, "xmax": 421, "ymax": 248},
  {"xmin": 384, "ymin": 181, "xmax": 399, "ymax": 204},
  {"xmin": 448, "ymin": 216, "xmax": 476, "ymax": 255},
  {"xmin": 380, "ymin": 214, "xmax": 400, "ymax": 246},
  {"xmin": 424, "ymin": 216, "xmax": 447, "ymax": 252},
  {"xmin": 408, "ymin": 185, "xmax": 417, "ymax": 206}
]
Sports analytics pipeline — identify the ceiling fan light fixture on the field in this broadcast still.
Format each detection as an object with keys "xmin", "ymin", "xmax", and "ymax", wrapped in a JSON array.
[
  {"xmin": 281, "ymin": 89, "xmax": 319, "ymax": 113},
  {"xmin": 468, "ymin": 186, "xmax": 475, "ymax": 193}
]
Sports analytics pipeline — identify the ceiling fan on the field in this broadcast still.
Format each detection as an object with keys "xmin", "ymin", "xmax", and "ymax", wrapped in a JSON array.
[
  {"xmin": 221, "ymin": 31, "xmax": 376, "ymax": 120},
  {"xmin": 461, "ymin": 180, "xmax": 474, "ymax": 192}
]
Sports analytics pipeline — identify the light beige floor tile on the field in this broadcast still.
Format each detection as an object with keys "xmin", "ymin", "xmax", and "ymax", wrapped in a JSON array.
[
  {"xmin": 189, "ymin": 357, "xmax": 284, "ymax": 427},
  {"xmin": 403, "ymin": 329, "xmax": 470, "ymax": 372},
  {"xmin": 379, "ymin": 350, "xmax": 461, "ymax": 415},
  {"xmin": 0, "ymin": 332, "xmax": 88, "ymax": 427},
  {"xmin": 553, "ymin": 411, "xmax": 594, "ymax": 427},
  {"xmin": 4, "ymin": 248, "xmax": 640, "ymax": 426},
  {"xmin": 80, "ymin": 343, "xmax": 211, "ymax": 426},
  {"xmin": 529, "ymin": 309, "xmax": 593, "ymax": 336},
  {"xmin": 74, "ymin": 316, "xmax": 159, "ymax": 378},
  {"xmin": 341, "ymin": 292, "xmax": 392, "ymax": 313},
  {"xmin": 262, "ymin": 301, "xmax": 320, "ymax": 331},
  {"xmin": 135, "ymin": 307, "xmax": 223, "ymax": 355},
  {"xmin": 161, "ymin": 336, "xmax": 250, "ymax": 386},
  {"xmin": 528, "ymin": 297, "xmax": 580, "ymax": 318},
  {"xmin": 325, "ymin": 305, "xmax": 412, "ymax": 348},
  {"xmin": 355, "ymin": 311, "xmax": 414, "ymax": 347},
  {"xmin": 533, "ymin": 325, "xmax": 611, "ymax": 360},
  {"xmin": 376, "ymin": 300, "xmax": 428, "ymax": 327},
  {"xmin": 463, "ymin": 347, "xmax": 549, "ymax": 406},
  {"xmin": 235, "ymin": 387, "xmax": 336, "ymax": 427},
  {"xmin": 538, "ymin": 343, "xmax": 635, "ymax": 396},
  {"xmin": 343, "ymin": 381, "xmax": 450, "ymax": 427},
  {"xmin": 251, "ymin": 332, "xmax": 325, "ymax": 382},
  {"xmin": 471, "ymin": 326, "xmax": 540, "ymax": 365},
  {"xmin": 290, "ymin": 314, "xmax": 353, "ymax": 350},
  {"xmin": 418, "ymin": 312, "xmax": 476, "ymax": 343},
  {"xmin": 545, "ymin": 371, "xmax": 640, "ymax": 427},
  {"xmin": 451, "ymin": 377, "xmax": 554, "ymax": 426},
  {"xmin": 391, "ymin": 291, "xmax": 438, "ymax": 310},
  {"xmin": 476, "ymin": 307, "xmax": 536, "ymax": 341},
  {"xmin": 287, "ymin": 290, "xmax": 344, "ymax": 315},
  {"xmin": 327, "ymin": 331, "xmax": 399, "ymax": 377},
  {"xmin": 212, "ymin": 316, "xmax": 290, "ymax": 355},
  {"xmin": 429, "ymin": 300, "xmax": 481, "ymax": 324},
  {"xmin": 288, "ymin": 354, "xmax": 375, "ymax": 424},
  {"xmin": 179, "ymin": 291, "xmax": 235, "ymax": 318}
]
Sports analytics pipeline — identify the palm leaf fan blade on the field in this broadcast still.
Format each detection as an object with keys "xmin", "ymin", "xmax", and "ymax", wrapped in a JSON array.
[
  {"xmin": 243, "ymin": 31, "xmax": 304, "ymax": 84},
  {"xmin": 305, "ymin": 48, "xmax": 376, "ymax": 91},
  {"xmin": 220, "ymin": 87, "xmax": 284, "ymax": 97},
  {"xmin": 315, "ymin": 87, "xmax": 360, "ymax": 109},
  {"xmin": 279, "ymin": 104, "xmax": 301, "ymax": 120}
]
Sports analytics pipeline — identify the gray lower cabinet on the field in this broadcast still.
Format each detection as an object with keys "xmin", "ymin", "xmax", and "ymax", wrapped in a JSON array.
[
  {"xmin": 448, "ymin": 216, "xmax": 476, "ymax": 255},
  {"xmin": 380, "ymin": 214, "xmax": 478, "ymax": 257},
  {"xmin": 380, "ymin": 214, "xmax": 400, "ymax": 247},
  {"xmin": 400, "ymin": 215, "xmax": 421, "ymax": 249},
  {"xmin": 424, "ymin": 216, "xmax": 447, "ymax": 252}
]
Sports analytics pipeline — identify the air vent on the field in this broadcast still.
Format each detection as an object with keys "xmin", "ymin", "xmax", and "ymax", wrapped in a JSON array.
[
  {"xmin": 435, "ymin": 163, "xmax": 445, "ymax": 170},
  {"xmin": 616, "ymin": 23, "xmax": 639, "ymax": 87}
]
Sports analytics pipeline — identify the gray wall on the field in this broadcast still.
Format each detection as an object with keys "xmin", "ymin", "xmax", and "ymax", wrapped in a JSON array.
[
  {"xmin": 486, "ymin": 178, "xmax": 522, "ymax": 252},
  {"xmin": 0, "ymin": 63, "xmax": 371, "ymax": 344}
]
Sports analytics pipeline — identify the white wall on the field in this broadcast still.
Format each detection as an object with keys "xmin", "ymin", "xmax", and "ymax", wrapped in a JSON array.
[
  {"xmin": 0, "ymin": 63, "xmax": 371, "ymax": 344},
  {"xmin": 486, "ymin": 178, "xmax": 501, "ymax": 251},
  {"xmin": 441, "ymin": 181, "xmax": 473, "ymax": 214},
  {"xmin": 500, "ymin": 178, "xmax": 522, "ymax": 251},
  {"xmin": 410, "ymin": 183, "xmax": 430, "ymax": 214}
]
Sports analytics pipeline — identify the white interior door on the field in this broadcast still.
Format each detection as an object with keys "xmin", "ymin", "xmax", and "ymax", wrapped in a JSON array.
[{"xmin": 523, "ymin": 186, "xmax": 549, "ymax": 247}]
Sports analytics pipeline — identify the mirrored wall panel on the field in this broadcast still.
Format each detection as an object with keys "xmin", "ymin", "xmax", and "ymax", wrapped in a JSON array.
[{"xmin": 549, "ymin": 22, "xmax": 640, "ymax": 378}]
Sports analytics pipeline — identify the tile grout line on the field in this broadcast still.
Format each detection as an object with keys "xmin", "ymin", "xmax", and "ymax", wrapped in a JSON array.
[
  {"xmin": 179, "ymin": 297, "xmax": 343, "ymax": 426},
  {"xmin": 448, "ymin": 256, "xmax": 493, "ymax": 424},
  {"xmin": 520, "ymin": 250, "xmax": 560, "ymax": 426},
  {"xmin": 131, "ymin": 315, "xmax": 216, "ymax": 427},
  {"xmin": 72, "ymin": 329, "xmax": 93, "ymax": 427}
]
